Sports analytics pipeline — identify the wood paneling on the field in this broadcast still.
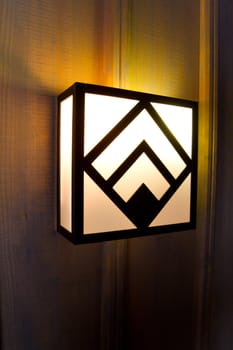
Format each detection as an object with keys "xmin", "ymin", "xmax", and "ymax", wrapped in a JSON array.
[
  {"xmin": 0, "ymin": 84, "xmax": 102, "ymax": 349},
  {"xmin": 209, "ymin": 1, "xmax": 233, "ymax": 349},
  {"xmin": 0, "ymin": 1, "xmax": 203, "ymax": 349},
  {"xmin": 126, "ymin": 232, "xmax": 197, "ymax": 349}
]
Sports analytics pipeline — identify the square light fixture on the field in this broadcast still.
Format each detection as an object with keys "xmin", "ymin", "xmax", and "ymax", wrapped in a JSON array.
[{"xmin": 57, "ymin": 83, "xmax": 198, "ymax": 244}]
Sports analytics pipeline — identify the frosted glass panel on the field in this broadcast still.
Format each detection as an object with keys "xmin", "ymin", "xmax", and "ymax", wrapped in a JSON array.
[
  {"xmin": 57, "ymin": 82, "xmax": 197, "ymax": 243},
  {"xmin": 152, "ymin": 103, "xmax": 193, "ymax": 157},
  {"xmin": 92, "ymin": 109, "xmax": 185, "ymax": 180},
  {"xmin": 84, "ymin": 93, "xmax": 139, "ymax": 155},
  {"xmin": 150, "ymin": 175, "xmax": 191, "ymax": 226},
  {"xmin": 60, "ymin": 95, "xmax": 73, "ymax": 232},
  {"xmin": 84, "ymin": 173, "xmax": 135, "ymax": 234}
]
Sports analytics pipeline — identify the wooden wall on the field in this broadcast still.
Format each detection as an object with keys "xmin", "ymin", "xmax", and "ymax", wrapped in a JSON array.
[
  {"xmin": 209, "ymin": 0, "xmax": 233, "ymax": 349},
  {"xmin": 0, "ymin": 1, "xmax": 209, "ymax": 349}
]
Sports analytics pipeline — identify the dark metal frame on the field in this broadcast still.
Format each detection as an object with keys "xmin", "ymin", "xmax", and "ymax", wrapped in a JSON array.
[{"xmin": 57, "ymin": 82, "xmax": 198, "ymax": 244}]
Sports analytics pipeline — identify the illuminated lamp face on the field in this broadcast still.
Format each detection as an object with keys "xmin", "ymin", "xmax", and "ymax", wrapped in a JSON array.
[{"xmin": 57, "ymin": 83, "xmax": 198, "ymax": 244}]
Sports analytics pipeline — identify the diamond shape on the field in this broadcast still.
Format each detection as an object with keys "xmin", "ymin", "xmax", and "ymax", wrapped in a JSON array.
[{"xmin": 126, "ymin": 184, "xmax": 159, "ymax": 228}]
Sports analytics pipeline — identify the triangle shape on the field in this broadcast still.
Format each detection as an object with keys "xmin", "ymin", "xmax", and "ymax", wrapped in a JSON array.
[
  {"xmin": 83, "ymin": 173, "xmax": 135, "ymax": 234},
  {"xmin": 84, "ymin": 93, "xmax": 139, "ymax": 155},
  {"xmin": 149, "ymin": 175, "xmax": 191, "ymax": 226},
  {"xmin": 151, "ymin": 102, "xmax": 193, "ymax": 157}
]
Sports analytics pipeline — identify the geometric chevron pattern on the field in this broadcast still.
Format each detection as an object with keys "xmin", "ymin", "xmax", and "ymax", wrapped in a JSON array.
[
  {"xmin": 84, "ymin": 100, "xmax": 192, "ymax": 228},
  {"xmin": 57, "ymin": 83, "xmax": 198, "ymax": 244}
]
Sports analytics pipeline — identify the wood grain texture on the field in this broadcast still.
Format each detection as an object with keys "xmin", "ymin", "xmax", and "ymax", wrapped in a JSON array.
[
  {"xmin": 0, "ymin": 84, "xmax": 102, "ymax": 350},
  {"xmin": 0, "ymin": 1, "xmax": 103, "ymax": 349},
  {"xmin": 197, "ymin": 0, "xmax": 218, "ymax": 348},
  {"xmin": 0, "ymin": 0, "xmax": 204, "ymax": 350},
  {"xmin": 209, "ymin": 1, "xmax": 233, "ymax": 349},
  {"xmin": 119, "ymin": 0, "xmax": 200, "ymax": 99},
  {"xmin": 126, "ymin": 232, "xmax": 197, "ymax": 350}
]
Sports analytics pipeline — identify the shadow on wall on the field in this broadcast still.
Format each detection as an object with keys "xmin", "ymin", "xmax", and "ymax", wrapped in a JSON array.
[{"xmin": 0, "ymin": 80, "xmax": 102, "ymax": 350}]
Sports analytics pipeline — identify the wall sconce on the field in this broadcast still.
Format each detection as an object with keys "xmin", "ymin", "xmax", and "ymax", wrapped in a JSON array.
[{"xmin": 57, "ymin": 83, "xmax": 198, "ymax": 244}]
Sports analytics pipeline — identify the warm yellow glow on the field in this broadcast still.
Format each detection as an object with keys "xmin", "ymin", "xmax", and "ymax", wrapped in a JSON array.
[
  {"xmin": 152, "ymin": 103, "xmax": 193, "ymax": 157},
  {"xmin": 60, "ymin": 95, "xmax": 73, "ymax": 232},
  {"xmin": 92, "ymin": 109, "xmax": 186, "ymax": 180}
]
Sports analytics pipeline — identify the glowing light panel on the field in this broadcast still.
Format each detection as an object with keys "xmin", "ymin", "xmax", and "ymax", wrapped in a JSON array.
[
  {"xmin": 59, "ymin": 95, "xmax": 73, "ymax": 232},
  {"xmin": 57, "ymin": 83, "xmax": 198, "ymax": 244}
]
